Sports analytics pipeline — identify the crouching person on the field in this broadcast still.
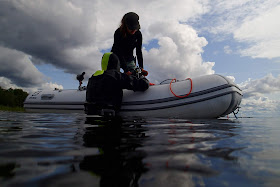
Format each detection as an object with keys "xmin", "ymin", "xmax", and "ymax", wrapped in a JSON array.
[{"xmin": 85, "ymin": 52, "xmax": 148, "ymax": 117}]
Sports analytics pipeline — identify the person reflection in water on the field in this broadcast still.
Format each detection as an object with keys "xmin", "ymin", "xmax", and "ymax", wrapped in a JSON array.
[{"xmin": 80, "ymin": 118, "xmax": 148, "ymax": 186}]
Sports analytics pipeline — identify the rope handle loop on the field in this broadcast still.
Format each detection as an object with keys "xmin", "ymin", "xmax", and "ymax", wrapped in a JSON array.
[{"xmin": 169, "ymin": 78, "xmax": 193, "ymax": 98}]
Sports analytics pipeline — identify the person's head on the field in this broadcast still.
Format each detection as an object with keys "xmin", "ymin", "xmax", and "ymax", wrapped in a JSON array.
[
  {"xmin": 101, "ymin": 52, "xmax": 120, "ymax": 72},
  {"xmin": 93, "ymin": 53, "xmax": 120, "ymax": 76},
  {"xmin": 120, "ymin": 12, "xmax": 140, "ymax": 36}
]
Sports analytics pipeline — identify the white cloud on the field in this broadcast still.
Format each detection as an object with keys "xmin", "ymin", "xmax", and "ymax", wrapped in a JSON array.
[
  {"xmin": 240, "ymin": 96, "xmax": 280, "ymax": 117},
  {"xmin": 226, "ymin": 76, "xmax": 235, "ymax": 82},
  {"xmin": 0, "ymin": 46, "xmax": 45, "ymax": 87},
  {"xmin": 195, "ymin": 0, "xmax": 280, "ymax": 59},
  {"xmin": 40, "ymin": 82, "xmax": 63, "ymax": 91},
  {"xmin": 238, "ymin": 74, "xmax": 280, "ymax": 116},
  {"xmin": 224, "ymin": 45, "xmax": 232, "ymax": 54},
  {"xmin": 144, "ymin": 21, "xmax": 214, "ymax": 83},
  {"xmin": 0, "ymin": 0, "xmax": 213, "ymax": 89},
  {"xmin": 0, "ymin": 76, "xmax": 63, "ymax": 94},
  {"xmin": 0, "ymin": 46, "xmax": 64, "ymax": 92},
  {"xmin": 239, "ymin": 74, "xmax": 280, "ymax": 98},
  {"xmin": 0, "ymin": 77, "xmax": 18, "ymax": 90},
  {"xmin": 0, "ymin": 0, "xmax": 101, "ymax": 76},
  {"xmin": 0, "ymin": 0, "xmax": 279, "ymax": 120},
  {"xmin": 234, "ymin": 5, "xmax": 280, "ymax": 59}
]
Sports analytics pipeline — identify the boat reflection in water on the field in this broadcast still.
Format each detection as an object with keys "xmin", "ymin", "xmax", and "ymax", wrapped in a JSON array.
[{"xmin": 80, "ymin": 117, "xmax": 242, "ymax": 187}]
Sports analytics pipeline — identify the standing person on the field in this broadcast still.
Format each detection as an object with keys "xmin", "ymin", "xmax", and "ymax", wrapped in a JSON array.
[{"xmin": 111, "ymin": 12, "xmax": 148, "ymax": 76}]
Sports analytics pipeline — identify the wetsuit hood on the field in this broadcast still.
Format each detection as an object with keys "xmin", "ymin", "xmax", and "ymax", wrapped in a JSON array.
[{"xmin": 94, "ymin": 52, "xmax": 120, "ymax": 76}]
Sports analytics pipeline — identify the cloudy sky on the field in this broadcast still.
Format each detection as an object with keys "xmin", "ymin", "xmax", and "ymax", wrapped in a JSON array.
[{"xmin": 1, "ymin": 0, "xmax": 280, "ymax": 117}]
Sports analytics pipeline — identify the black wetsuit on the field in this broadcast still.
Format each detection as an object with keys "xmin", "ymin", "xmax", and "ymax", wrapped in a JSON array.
[
  {"xmin": 86, "ymin": 70, "xmax": 133, "ymax": 112},
  {"xmin": 86, "ymin": 52, "xmax": 149, "ymax": 116},
  {"xmin": 111, "ymin": 28, "xmax": 143, "ymax": 72}
]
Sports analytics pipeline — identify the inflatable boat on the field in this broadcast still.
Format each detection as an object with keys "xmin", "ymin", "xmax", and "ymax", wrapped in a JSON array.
[{"xmin": 24, "ymin": 74, "xmax": 242, "ymax": 119}]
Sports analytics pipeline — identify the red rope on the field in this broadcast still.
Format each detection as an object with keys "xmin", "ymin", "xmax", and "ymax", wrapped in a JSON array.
[{"xmin": 169, "ymin": 78, "xmax": 193, "ymax": 98}]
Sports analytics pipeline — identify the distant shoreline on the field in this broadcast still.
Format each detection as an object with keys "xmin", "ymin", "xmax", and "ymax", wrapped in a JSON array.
[{"xmin": 0, "ymin": 105, "xmax": 25, "ymax": 112}]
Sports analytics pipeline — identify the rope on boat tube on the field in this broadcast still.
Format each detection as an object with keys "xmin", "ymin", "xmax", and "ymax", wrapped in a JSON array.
[{"xmin": 169, "ymin": 78, "xmax": 193, "ymax": 98}]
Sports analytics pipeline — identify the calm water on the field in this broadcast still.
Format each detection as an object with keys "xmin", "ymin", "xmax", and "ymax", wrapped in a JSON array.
[{"xmin": 0, "ymin": 111, "xmax": 279, "ymax": 187}]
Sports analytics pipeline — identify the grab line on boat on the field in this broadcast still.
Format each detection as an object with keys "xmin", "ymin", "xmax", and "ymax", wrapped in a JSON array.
[{"xmin": 170, "ymin": 78, "xmax": 193, "ymax": 98}]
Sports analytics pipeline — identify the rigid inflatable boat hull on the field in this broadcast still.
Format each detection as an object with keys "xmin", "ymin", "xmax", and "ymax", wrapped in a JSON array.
[{"xmin": 24, "ymin": 74, "xmax": 242, "ymax": 119}]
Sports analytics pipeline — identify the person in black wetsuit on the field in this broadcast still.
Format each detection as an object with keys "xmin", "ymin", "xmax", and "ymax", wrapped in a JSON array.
[
  {"xmin": 85, "ymin": 52, "xmax": 134, "ymax": 116},
  {"xmin": 85, "ymin": 52, "xmax": 150, "ymax": 116},
  {"xmin": 111, "ymin": 12, "xmax": 148, "ymax": 76}
]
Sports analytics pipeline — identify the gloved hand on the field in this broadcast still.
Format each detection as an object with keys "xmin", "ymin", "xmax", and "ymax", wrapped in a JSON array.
[
  {"xmin": 132, "ymin": 76, "xmax": 150, "ymax": 92},
  {"xmin": 141, "ymin": 68, "xmax": 148, "ymax": 76},
  {"xmin": 126, "ymin": 71, "xmax": 132, "ymax": 75}
]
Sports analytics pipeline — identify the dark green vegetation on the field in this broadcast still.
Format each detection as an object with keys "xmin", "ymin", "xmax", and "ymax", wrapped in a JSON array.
[{"xmin": 0, "ymin": 87, "xmax": 28, "ymax": 111}]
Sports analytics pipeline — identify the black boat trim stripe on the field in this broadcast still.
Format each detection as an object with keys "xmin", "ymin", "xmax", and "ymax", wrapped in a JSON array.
[
  {"xmin": 24, "ymin": 102, "xmax": 83, "ymax": 105},
  {"xmin": 122, "ymin": 84, "xmax": 241, "ymax": 106},
  {"xmin": 121, "ymin": 91, "xmax": 242, "ymax": 112}
]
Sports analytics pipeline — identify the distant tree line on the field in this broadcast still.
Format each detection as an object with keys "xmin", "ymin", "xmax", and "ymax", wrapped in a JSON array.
[{"xmin": 0, "ymin": 87, "xmax": 28, "ymax": 107}]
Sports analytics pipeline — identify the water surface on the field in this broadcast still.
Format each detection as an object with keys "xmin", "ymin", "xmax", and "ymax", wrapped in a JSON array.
[{"xmin": 0, "ymin": 111, "xmax": 279, "ymax": 186}]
